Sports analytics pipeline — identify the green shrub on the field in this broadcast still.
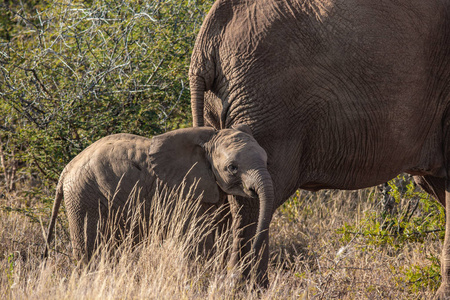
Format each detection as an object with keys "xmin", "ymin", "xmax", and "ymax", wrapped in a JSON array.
[
  {"xmin": 1, "ymin": 0, "xmax": 212, "ymax": 189},
  {"xmin": 395, "ymin": 254, "xmax": 441, "ymax": 293},
  {"xmin": 337, "ymin": 175, "xmax": 444, "ymax": 248},
  {"xmin": 336, "ymin": 174, "xmax": 445, "ymax": 292}
]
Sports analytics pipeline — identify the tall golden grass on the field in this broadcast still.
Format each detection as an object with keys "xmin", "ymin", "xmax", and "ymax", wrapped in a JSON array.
[{"xmin": 0, "ymin": 184, "xmax": 440, "ymax": 299}]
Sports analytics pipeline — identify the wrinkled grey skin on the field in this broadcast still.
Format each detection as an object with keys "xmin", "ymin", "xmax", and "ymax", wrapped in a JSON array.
[
  {"xmin": 190, "ymin": 0, "xmax": 450, "ymax": 295},
  {"xmin": 44, "ymin": 126, "xmax": 273, "ymax": 263}
]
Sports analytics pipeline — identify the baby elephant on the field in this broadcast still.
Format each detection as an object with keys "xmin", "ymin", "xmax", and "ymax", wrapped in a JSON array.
[{"xmin": 44, "ymin": 125, "xmax": 273, "ymax": 262}]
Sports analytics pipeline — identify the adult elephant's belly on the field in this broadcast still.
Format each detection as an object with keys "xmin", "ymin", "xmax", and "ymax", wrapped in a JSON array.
[{"xmin": 298, "ymin": 111, "xmax": 445, "ymax": 191}]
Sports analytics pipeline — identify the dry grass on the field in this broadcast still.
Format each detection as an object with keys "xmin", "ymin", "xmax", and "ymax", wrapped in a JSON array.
[{"xmin": 0, "ymin": 184, "xmax": 441, "ymax": 299}]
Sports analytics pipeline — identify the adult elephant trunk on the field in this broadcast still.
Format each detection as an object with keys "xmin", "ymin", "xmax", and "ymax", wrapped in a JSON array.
[
  {"xmin": 190, "ymin": 76, "xmax": 205, "ymax": 127},
  {"xmin": 251, "ymin": 168, "xmax": 274, "ymax": 283}
]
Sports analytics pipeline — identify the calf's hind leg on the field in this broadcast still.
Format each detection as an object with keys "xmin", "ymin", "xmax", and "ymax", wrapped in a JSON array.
[{"xmin": 66, "ymin": 197, "xmax": 107, "ymax": 263}]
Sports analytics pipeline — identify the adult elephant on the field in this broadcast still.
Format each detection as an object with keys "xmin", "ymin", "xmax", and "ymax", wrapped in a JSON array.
[{"xmin": 189, "ymin": 0, "xmax": 450, "ymax": 297}]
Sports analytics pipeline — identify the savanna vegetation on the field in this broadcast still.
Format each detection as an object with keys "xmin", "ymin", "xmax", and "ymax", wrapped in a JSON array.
[{"xmin": 0, "ymin": 0, "xmax": 445, "ymax": 298}]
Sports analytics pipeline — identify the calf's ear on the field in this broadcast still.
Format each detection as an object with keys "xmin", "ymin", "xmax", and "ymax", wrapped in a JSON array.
[{"xmin": 148, "ymin": 127, "xmax": 220, "ymax": 203}]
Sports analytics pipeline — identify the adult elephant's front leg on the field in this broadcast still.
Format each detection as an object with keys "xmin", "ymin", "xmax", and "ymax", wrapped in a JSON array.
[{"xmin": 228, "ymin": 195, "xmax": 269, "ymax": 287}]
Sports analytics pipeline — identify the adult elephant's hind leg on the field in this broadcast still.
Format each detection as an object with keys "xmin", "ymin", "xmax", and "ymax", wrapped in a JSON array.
[
  {"xmin": 436, "ymin": 179, "xmax": 450, "ymax": 299},
  {"xmin": 413, "ymin": 176, "xmax": 448, "ymax": 299}
]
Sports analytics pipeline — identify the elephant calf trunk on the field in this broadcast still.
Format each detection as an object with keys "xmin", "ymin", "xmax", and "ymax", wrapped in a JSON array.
[{"xmin": 252, "ymin": 169, "xmax": 274, "ymax": 284}]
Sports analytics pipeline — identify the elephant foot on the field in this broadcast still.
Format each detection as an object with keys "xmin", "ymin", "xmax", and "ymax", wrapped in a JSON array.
[{"xmin": 435, "ymin": 284, "xmax": 450, "ymax": 300}]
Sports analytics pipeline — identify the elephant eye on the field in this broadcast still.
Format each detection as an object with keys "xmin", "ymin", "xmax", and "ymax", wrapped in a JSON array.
[{"xmin": 227, "ymin": 164, "xmax": 238, "ymax": 175}]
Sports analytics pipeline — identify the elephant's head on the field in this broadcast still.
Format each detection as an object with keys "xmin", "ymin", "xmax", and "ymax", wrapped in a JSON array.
[{"xmin": 148, "ymin": 124, "xmax": 274, "ymax": 255}]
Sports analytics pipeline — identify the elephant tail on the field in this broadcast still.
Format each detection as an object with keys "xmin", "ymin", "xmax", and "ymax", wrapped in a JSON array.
[{"xmin": 43, "ymin": 172, "xmax": 65, "ymax": 259}]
